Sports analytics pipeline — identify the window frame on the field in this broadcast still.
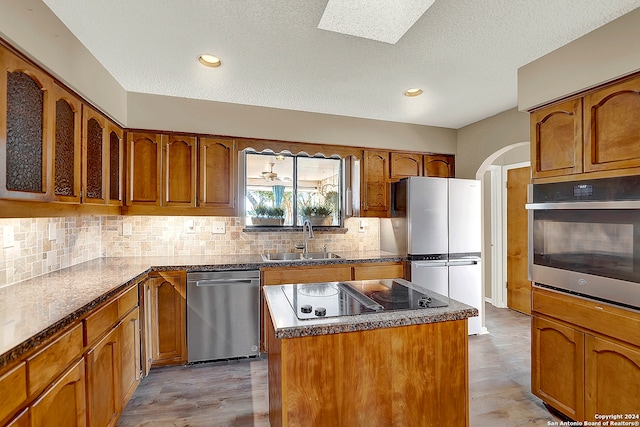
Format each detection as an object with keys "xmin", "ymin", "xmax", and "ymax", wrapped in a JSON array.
[{"xmin": 242, "ymin": 151, "xmax": 343, "ymax": 228}]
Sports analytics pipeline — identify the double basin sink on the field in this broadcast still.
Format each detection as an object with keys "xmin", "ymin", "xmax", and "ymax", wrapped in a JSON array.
[{"xmin": 261, "ymin": 252, "xmax": 342, "ymax": 262}]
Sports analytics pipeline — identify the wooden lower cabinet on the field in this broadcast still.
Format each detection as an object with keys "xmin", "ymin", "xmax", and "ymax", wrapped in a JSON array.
[
  {"xmin": 5, "ymin": 409, "xmax": 28, "ymax": 427},
  {"xmin": 30, "ymin": 359, "xmax": 87, "ymax": 427},
  {"xmin": 0, "ymin": 363, "xmax": 27, "ymax": 425},
  {"xmin": 119, "ymin": 307, "xmax": 141, "ymax": 407},
  {"xmin": 531, "ymin": 316, "xmax": 584, "ymax": 420},
  {"xmin": 352, "ymin": 262, "xmax": 404, "ymax": 280},
  {"xmin": 0, "ymin": 283, "xmax": 141, "ymax": 427},
  {"xmin": 268, "ymin": 315, "xmax": 469, "ymax": 427},
  {"xmin": 85, "ymin": 327, "xmax": 121, "ymax": 427},
  {"xmin": 532, "ymin": 287, "xmax": 640, "ymax": 421},
  {"xmin": 147, "ymin": 271, "xmax": 187, "ymax": 366},
  {"xmin": 585, "ymin": 335, "xmax": 640, "ymax": 418}
]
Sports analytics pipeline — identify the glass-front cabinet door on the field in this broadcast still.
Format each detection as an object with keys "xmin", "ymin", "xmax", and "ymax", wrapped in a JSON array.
[{"xmin": 0, "ymin": 45, "xmax": 54, "ymax": 201}]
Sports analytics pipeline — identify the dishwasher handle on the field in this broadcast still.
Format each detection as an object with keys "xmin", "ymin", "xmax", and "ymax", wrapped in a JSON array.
[{"xmin": 195, "ymin": 279, "xmax": 258, "ymax": 286}]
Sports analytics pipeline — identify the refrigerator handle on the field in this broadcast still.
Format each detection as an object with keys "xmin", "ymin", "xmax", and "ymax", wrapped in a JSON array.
[
  {"xmin": 412, "ymin": 261, "xmax": 448, "ymax": 267},
  {"xmin": 447, "ymin": 260, "xmax": 479, "ymax": 266}
]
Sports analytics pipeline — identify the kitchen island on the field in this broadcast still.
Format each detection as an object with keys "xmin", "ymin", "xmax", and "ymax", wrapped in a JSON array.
[{"xmin": 264, "ymin": 279, "xmax": 478, "ymax": 427}]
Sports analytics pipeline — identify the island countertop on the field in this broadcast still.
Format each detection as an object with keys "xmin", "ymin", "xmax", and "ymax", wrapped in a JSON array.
[
  {"xmin": 0, "ymin": 251, "xmax": 401, "ymax": 368},
  {"xmin": 264, "ymin": 279, "xmax": 479, "ymax": 339}
]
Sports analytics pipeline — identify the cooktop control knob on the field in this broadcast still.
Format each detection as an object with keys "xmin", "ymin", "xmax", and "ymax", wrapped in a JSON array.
[
  {"xmin": 315, "ymin": 307, "xmax": 327, "ymax": 317},
  {"xmin": 300, "ymin": 304, "xmax": 312, "ymax": 313},
  {"xmin": 418, "ymin": 296, "xmax": 432, "ymax": 308}
]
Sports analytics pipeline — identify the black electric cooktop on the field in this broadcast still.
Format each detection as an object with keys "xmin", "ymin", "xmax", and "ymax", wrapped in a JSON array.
[{"xmin": 281, "ymin": 279, "xmax": 448, "ymax": 320}]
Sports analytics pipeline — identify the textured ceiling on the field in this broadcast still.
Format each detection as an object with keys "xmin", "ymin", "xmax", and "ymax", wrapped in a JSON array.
[{"xmin": 41, "ymin": 0, "xmax": 640, "ymax": 129}]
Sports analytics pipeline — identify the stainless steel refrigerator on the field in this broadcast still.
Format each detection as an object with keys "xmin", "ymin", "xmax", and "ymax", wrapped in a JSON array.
[{"xmin": 380, "ymin": 177, "xmax": 483, "ymax": 335}]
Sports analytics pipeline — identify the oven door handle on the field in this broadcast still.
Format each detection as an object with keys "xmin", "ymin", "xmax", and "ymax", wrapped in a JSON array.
[{"xmin": 526, "ymin": 201, "xmax": 640, "ymax": 210}]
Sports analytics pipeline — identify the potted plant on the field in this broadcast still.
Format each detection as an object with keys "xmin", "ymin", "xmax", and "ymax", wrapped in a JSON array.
[
  {"xmin": 300, "ymin": 204, "xmax": 333, "ymax": 226},
  {"xmin": 250, "ymin": 205, "xmax": 285, "ymax": 226}
]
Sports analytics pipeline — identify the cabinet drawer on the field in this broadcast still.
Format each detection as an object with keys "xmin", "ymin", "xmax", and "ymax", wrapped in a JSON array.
[
  {"xmin": 84, "ymin": 299, "xmax": 118, "ymax": 347},
  {"xmin": 353, "ymin": 263, "xmax": 404, "ymax": 280},
  {"xmin": 0, "ymin": 362, "xmax": 27, "ymax": 423},
  {"xmin": 532, "ymin": 287, "xmax": 640, "ymax": 347},
  {"xmin": 118, "ymin": 285, "xmax": 138, "ymax": 316},
  {"xmin": 27, "ymin": 323, "xmax": 83, "ymax": 397},
  {"xmin": 262, "ymin": 265, "xmax": 352, "ymax": 285}
]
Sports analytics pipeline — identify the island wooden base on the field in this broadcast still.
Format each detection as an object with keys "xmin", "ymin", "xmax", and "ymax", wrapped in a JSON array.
[{"xmin": 267, "ymin": 318, "xmax": 469, "ymax": 427}]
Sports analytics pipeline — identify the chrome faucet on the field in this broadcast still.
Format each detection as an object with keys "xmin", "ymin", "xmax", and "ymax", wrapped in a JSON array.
[{"xmin": 301, "ymin": 219, "xmax": 314, "ymax": 256}]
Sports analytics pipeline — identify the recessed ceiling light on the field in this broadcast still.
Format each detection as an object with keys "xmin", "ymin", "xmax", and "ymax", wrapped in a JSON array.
[
  {"xmin": 404, "ymin": 88, "xmax": 423, "ymax": 97},
  {"xmin": 198, "ymin": 54, "xmax": 222, "ymax": 68}
]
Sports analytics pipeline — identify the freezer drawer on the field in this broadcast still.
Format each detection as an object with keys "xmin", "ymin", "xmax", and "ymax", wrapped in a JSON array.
[
  {"xmin": 449, "ymin": 261, "xmax": 482, "ymax": 335},
  {"xmin": 410, "ymin": 261, "xmax": 449, "ymax": 297},
  {"xmin": 411, "ymin": 259, "xmax": 482, "ymax": 335}
]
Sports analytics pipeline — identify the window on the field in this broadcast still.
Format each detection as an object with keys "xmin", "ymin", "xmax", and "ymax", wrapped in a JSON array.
[{"xmin": 244, "ymin": 152, "xmax": 341, "ymax": 227}]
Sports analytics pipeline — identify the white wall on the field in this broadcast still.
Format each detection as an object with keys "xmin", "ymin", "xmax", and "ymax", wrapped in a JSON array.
[
  {"xmin": 127, "ymin": 93, "xmax": 457, "ymax": 152},
  {"xmin": 518, "ymin": 7, "xmax": 640, "ymax": 111},
  {"xmin": 455, "ymin": 108, "xmax": 530, "ymax": 179},
  {"xmin": 0, "ymin": 0, "xmax": 128, "ymax": 125}
]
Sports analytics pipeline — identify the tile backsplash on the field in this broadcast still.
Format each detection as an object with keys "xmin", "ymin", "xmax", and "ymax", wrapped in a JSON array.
[
  {"xmin": 0, "ymin": 217, "xmax": 102, "ymax": 287},
  {"xmin": 101, "ymin": 216, "xmax": 379, "ymax": 257},
  {"xmin": 0, "ymin": 216, "xmax": 379, "ymax": 287}
]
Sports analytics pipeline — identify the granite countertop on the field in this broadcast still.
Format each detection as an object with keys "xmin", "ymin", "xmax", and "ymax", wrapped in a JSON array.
[
  {"xmin": 264, "ymin": 279, "xmax": 479, "ymax": 339},
  {"xmin": 0, "ymin": 251, "xmax": 401, "ymax": 368}
]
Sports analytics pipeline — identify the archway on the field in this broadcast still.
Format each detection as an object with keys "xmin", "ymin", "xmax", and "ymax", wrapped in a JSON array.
[{"xmin": 474, "ymin": 141, "xmax": 530, "ymax": 329}]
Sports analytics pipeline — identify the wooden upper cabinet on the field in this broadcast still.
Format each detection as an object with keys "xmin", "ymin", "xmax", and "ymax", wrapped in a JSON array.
[
  {"xmin": 199, "ymin": 137, "xmax": 237, "ymax": 214},
  {"xmin": 424, "ymin": 154, "xmax": 455, "ymax": 177},
  {"xmin": 390, "ymin": 152, "xmax": 422, "ymax": 179},
  {"xmin": 362, "ymin": 150, "xmax": 390, "ymax": 217},
  {"xmin": 107, "ymin": 123, "xmax": 124, "ymax": 205},
  {"xmin": 584, "ymin": 75, "xmax": 640, "ymax": 173},
  {"xmin": 0, "ymin": 45, "xmax": 54, "ymax": 201},
  {"xmin": 530, "ymin": 98, "xmax": 583, "ymax": 179},
  {"xmin": 127, "ymin": 132, "xmax": 162, "ymax": 206},
  {"xmin": 162, "ymin": 134, "xmax": 197, "ymax": 207},
  {"xmin": 585, "ymin": 335, "xmax": 640, "ymax": 420},
  {"xmin": 82, "ymin": 106, "xmax": 109, "ymax": 204},
  {"xmin": 51, "ymin": 84, "xmax": 81, "ymax": 203}
]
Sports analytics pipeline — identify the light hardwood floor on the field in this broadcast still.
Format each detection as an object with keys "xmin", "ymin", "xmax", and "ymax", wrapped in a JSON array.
[{"xmin": 117, "ymin": 304, "xmax": 562, "ymax": 427}]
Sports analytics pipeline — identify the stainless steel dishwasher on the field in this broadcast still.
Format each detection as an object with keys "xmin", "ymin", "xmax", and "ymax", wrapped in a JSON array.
[{"xmin": 186, "ymin": 270, "xmax": 260, "ymax": 363}]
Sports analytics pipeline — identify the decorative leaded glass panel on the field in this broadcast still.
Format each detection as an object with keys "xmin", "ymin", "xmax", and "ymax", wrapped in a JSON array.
[
  {"xmin": 109, "ymin": 131, "xmax": 120, "ymax": 201},
  {"xmin": 54, "ymin": 99, "xmax": 75, "ymax": 196},
  {"xmin": 6, "ymin": 71, "xmax": 44, "ymax": 192},
  {"xmin": 86, "ymin": 118, "xmax": 103, "ymax": 199}
]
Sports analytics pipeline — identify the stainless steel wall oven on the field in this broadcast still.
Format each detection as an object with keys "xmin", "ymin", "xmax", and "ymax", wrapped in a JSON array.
[{"xmin": 527, "ymin": 176, "xmax": 640, "ymax": 310}]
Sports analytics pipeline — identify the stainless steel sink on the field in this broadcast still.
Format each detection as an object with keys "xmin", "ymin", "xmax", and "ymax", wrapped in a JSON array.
[{"xmin": 261, "ymin": 252, "xmax": 342, "ymax": 262}]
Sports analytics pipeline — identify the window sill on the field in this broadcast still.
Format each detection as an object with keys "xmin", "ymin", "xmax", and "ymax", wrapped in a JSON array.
[{"xmin": 242, "ymin": 226, "xmax": 348, "ymax": 234}]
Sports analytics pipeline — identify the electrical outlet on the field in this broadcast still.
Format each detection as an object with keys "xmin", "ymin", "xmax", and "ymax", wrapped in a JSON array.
[
  {"xmin": 122, "ymin": 223, "xmax": 132, "ymax": 236},
  {"xmin": 358, "ymin": 220, "xmax": 366, "ymax": 233},
  {"xmin": 184, "ymin": 219, "xmax": 196, "ymax": 234},
  {"xmin": 48, "ymin": 223, "xmax": 57, "ymax": 241},
  {"xmin": 212, "ymin": 222, "xmax": 226, "ymax": 234},
  {"xmin": 3, "ymin": 225, "xmax": 15, "ymax": 248}
]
